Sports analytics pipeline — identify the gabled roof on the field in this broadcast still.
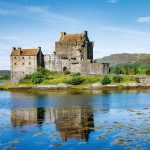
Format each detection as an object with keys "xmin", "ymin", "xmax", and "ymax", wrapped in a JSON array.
[
  {"xmin": 60, "ymin": 33, "xmax": 85, "ymax": 42},
  {"xmin": 11, "ymin": 48, "xmax": 40, "ymax": 56}
]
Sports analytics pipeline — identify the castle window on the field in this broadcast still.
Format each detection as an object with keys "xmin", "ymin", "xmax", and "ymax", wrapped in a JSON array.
[
  {"xmin": 14, "ymin": 57, "xmax": 17, "ymax": 59},
  {"xmin": 14, "ymin": 63, "xmax": 17, "ymax": 65},
  {"xmin": 22, "ymin": 62, "xmax": 25, "ymax": 65},
  {"xmin": 22, "ymin": 57, "xmax": 24, "ymax": 60}
]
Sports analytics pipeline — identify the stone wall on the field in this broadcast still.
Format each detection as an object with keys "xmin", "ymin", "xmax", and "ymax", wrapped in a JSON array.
[
  {"xmin": 10, "ymin": 55, "xmax": 37, "ymax": 83},
  {"xmin": 44, "ymin": 55, "xmax": 109, "ymax": 75}
]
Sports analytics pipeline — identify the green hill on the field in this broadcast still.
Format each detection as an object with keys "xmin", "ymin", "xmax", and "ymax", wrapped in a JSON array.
[
  {"xmin": 0, "ymin": 70, "xmax": 10, "ymax": 80},
  {"xmin": 97, "ymin": 53, "xmax": 150, "ymax": 67}
]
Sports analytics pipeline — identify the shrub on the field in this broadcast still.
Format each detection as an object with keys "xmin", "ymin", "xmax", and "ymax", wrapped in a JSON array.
[
  {"xmin": 145, "ymin": 69, "xmax": 150, "ymax": 75},
  {"xmin": 24, "ymin": 74, "xmax": 32, "ymax": 79},
  {"xmin": 111, "ymin": 65, "xmax": 139, "ymax": 75},
  {"xmin": 66, "ymin": 76, "xmax": 85, "ymax": 85},
  {"xmin": 101, "ymin": 76, "xmax": 111, "ymax": 85},
  {"xmin": 113, "ymin": 75, "xmax": 123, "ymax": 83},
  {"xmin": 31, "ymin": 76, "xmax": 43, "ymax": 84},
  {"xmin": 135, "ymin": 77, "xmax": 140, "ymax": 83},
  {"xmin": 64, "ymin": 70, "xmax": 70, "ymax": 75},
  {"xmin": 31, "ymin": 67, "xmax": 50, "ymax": 84},
  {"xmin": 71, "ymin": 72, "xmax": 81, "ymax": 77}
]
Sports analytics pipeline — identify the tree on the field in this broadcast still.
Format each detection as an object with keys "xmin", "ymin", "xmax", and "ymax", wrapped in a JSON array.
[
  {"xmin": 101, "ymin": 76, "xmax": 111, "ymax": 85},
  {"xmin": 145, "ymin": 69, "xmax": 150, "ymax": 75},
  {"xmin": 113, "ymin": 75, "xmax": 123, "ymax": 83},
  {"xmin": 31, "ymin": 67, "xmax": 49, "ymax": 84},
  {"xmin": 66, "ymin": 76, "xmax": 85, "ymax": 85}
]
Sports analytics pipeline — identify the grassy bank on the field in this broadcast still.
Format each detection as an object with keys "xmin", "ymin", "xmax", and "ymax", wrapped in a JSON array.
[
  {"xmin": 20, "ymin": 73, "xmax": 137, "ymax": 86},
  {"xmin": 0, "ymin": 67, "xmax": 149, "ymax": 91},
  {"xmin": 0, "ymin": 73, "xmax": 143, "ymax": 90}
]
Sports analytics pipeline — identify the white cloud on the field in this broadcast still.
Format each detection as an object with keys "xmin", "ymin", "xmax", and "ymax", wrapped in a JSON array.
[
  {"xmin": 26, "ymin": 6, "xmax": 81, "ymax": 24},
  {"xmin": 107, "ymin": 0, "xmax": 119, "ymax": 4},
  {"xmin": 137, "ymin": 16, "xmax": 150, "ymax": 24},
  {"xmin": 102, "ymin": 26, "xmax": 150, "ymax": 36},
  {"xmin": 0, "ymin": 3, "xmax": 81, "ymax": 25}
]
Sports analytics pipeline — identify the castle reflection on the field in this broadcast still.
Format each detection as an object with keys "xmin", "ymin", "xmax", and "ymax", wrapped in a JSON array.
[
  {"xmin": 11, "ymin": 100, "xmax": 109, "ymax": 141},
  {"xmin": 11, "ymin": 89, "xmax": 109, "ymax": 141},
  {"xmin": 54, "ymin": 107, "xmax": 94, "ymax": 141},
  {"xmin": 11, "ymin": 107, "xmax": 45, "ymax": 126}
]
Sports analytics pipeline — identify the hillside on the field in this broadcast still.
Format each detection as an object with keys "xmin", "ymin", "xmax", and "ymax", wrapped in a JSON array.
[
  {"xmin": 97, "ymin": 53, "xmax": 150, "ymax": 66},
  {"xmin": 0, "ymin": 70, "xmax": 10, "ymax": 80}
]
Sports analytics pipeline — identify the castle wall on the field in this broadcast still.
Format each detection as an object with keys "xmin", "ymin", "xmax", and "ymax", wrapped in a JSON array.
[
  {"xmin": 80, "ymin": 61, "xmax": 109, "ymax": 75},
  {"xmin": 10, "ymin": 32, "xmax": 109, "ymax": 83},
  {"xmin": 11, "ymin": 55, "xmax": 37, "ymax": 83}
]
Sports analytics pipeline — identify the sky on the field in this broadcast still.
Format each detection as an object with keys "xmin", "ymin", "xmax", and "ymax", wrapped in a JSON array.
[{"xmin": 0, "ymin": 0, "xmax": 150, "ymax": 70}]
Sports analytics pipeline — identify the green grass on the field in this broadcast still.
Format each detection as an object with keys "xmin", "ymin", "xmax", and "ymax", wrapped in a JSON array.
[{"xmin": 19, "ymin": 72, "xmax": 137, "ymax": 86}]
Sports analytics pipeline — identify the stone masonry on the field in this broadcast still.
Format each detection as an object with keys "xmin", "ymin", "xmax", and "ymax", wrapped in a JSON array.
[{"xmin": 10, "ymin": 31, "xmax": 109, "ymax": 83}]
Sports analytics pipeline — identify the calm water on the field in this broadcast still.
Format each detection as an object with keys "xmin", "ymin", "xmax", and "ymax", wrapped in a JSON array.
[{"xmin": 0, "ymin": 90, "xmax": 150, "ymax": 150}]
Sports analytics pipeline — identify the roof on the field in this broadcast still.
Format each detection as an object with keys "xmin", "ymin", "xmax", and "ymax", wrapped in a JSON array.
[
  {"xmin": 11, "ymin": 48, "xmax": 40, "ymax": 56},
  {"xmin": 60, "ymin": 33, "xmax": 86, "ymax": 43}
]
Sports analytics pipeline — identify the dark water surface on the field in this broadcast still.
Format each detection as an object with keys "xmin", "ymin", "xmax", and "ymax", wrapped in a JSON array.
[{"xmin": 0, "ymin": 90, "xmax": 150, "ymax": 150}]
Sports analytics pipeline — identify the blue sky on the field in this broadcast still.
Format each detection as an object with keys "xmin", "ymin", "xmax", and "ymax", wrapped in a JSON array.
[{"xmin": 0, "ymin": 0, "xmax": 150, "ymax": 69}]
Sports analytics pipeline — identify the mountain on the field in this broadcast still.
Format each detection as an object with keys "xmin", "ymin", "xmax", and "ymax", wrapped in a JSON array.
[
  {"xmin": 97, "ymin": 53, "xmax": 150, "ymax": 66},
  {"xmin": 0, "ymin": 70, "xmax": 10, "ymax": 76},
  {"xmin": 0, "ymin": 70, "xmax": 10, "ymax": 80}
]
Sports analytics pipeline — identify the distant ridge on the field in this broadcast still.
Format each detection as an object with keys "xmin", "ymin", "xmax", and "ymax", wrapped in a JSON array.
[
  {"xmin": 97, "ymin": 53, "xmax": 150, "ymax": 66},
  {"xmin": 0, "ymin": 70, "xmax": 10, "ymax": 76}
]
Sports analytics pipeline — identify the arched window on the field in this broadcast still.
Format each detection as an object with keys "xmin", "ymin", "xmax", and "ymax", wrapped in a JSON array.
[{"xmin": 63, "ymin": 66, "xmax": 67, "ymax": 72}]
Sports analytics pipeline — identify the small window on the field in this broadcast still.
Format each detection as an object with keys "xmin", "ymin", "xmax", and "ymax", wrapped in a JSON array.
[
  {"xmin": 14, "ymin": 57, "xmax": 17, "ymax": 59},
  {"xmin": 29, "ymin": 56, "xmax": 31, "ymax": 59},
  {"xmin": 22, "ymin": 62, "xmax": 25, "ymax": 65},
  {"xmin": 14, "ymin": 63, "xmax": 17, "ymax": 65},
  {"xmin": 22, "ymin": 57, "xmax": 24, "ymax": 60},
  {"xmin": 29, "ymin": 62, "xmax": 31, "ymax": 65}
]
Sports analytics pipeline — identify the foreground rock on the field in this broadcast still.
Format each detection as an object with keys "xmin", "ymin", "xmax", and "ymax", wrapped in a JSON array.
[
  {"xmin": 139, "ymin": 76, "xmax": 150, "ymax": 86},
  {"xmin": 33, "ymin": 84, "xmax": 71, "ymax": 89}
]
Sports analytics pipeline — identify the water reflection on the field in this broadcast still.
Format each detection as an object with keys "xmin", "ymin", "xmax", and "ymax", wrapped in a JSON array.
[
  {"xmin": 1, "ymin": 90, "xmax": 150, "ymax": 150},
  {"xmin": 11, "ymin": 106, "xmax": 96, "ymax": 141},
  {"xmin": 11, "ymin": 107, "xmax": 45, "ymax": 127},
  {"xmin": 54, "ymin": 107, "xmax": 94, "ymax": 141}
]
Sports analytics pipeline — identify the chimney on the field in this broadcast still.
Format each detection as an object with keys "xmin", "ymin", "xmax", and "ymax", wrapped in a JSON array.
[
  {"xmin": 84, "ymin": 31, "xmax": 88, "ymax": 36},
  {"xmin": 61, "ymin": 32, "xmax": 66, "ymax": 39},
  {"xmin": 17, "ymin": 47, "xmax": 21, "ymax": 55},
  {"xmin": 18, "ymin": 47, "xmax": 21, "ymax": 51},
  {"xmin": 38, "ymin": 47, "xmax": 41, "ymax": 51},
  {"xmin": 12, "ymin": 47, "xmax": 16, "ymax": 51}
]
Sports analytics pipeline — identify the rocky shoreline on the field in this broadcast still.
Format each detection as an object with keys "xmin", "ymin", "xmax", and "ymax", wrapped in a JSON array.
[{"xmin": 0, "ymin": 83, "xmax": 150, "ymax": 91}]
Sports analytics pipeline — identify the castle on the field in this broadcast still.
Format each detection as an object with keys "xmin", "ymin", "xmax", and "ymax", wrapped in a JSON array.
[{"xmin": 10, "ymin": 31, "xmax": 109, "ymax": 83}]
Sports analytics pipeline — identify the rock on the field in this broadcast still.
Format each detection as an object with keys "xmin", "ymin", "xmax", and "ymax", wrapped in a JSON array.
[
  {"xmin": 57, "ymin": 84, "xmax": 71, "ymax": 88},
  {"xmin": 124, "ymin": 83, "xmax": 141, "ymax": 87},
  {"xmin": 105, "ymin": 85, "xmax": 118, "ymax": 88},
  {"xmin": 33, "ymin": 85, "xmax": 57, "ymax": 89},
  {"xmin": 32, "ymin": 84, "xmax": 71, "ymax": 89},
  {"xmin": 90, "ymin": 83, "xmax": 102, "ymax": 88},
  {"xmin": 139, "ymin": 76, "xmax": 150, "ymax": 86}
]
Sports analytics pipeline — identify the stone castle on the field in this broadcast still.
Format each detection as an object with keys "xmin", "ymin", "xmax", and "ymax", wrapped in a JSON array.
[{"xmin": 10, "ymin": 31, "xmax": 109, "ymax": 83}]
